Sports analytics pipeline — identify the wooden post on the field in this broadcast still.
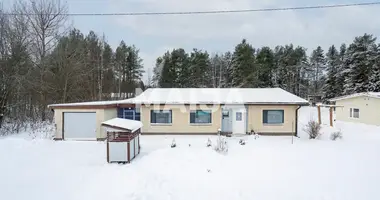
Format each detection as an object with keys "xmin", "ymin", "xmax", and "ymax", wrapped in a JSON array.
[
  {"xmin": 317, "ymin": 105, "xmax": 322, "ymax": 125},
  {"xmin": 329, "ymin": 107, "xmax": 333, "ymax": 127}
]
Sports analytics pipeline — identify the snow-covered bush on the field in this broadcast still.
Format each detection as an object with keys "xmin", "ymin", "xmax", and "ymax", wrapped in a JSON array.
[
  {"xmin": 304, "ymin": 120, "xmax": 322, "ymax": 139},
  {"xmin": 171, "ymin": 138, "xmax": 176, "ymax": 148},
  {"xmin": 330, "ymin": 131, "xmax": 343, "ymax": 141},
  {"xmin": 214, "ymin": 135, "xmax": 228, "ymax": 154},
  {"xmin": 206, "ymin": 138, "xmax": 212, "ymax": 147},
  {"xmin": 239, "ymin": 139, "xmax": 246, "ymax": 145}
]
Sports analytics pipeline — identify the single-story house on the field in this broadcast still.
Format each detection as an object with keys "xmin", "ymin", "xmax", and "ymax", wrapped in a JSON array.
[
  {"xmin": 329, "ymin": 92, "xmax": 380, "ymax": 126},
  {"xmin": 48, "ymin": 88, "xmax": 309, "ymax": 140}
]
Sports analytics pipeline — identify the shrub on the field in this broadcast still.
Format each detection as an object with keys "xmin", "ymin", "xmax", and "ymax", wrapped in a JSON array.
[
  {"xmin": 214, "ymin": 135, "xmax": 228, "ymax": 154},
  {"xmin": 330, "ymin": 131, "xmax": 343, "ymax": 141},
  {"xmin": 171, "ymin": 138, "xmax": 176, "ymax": 148},
  {"xmin": 206, "ymin": 138, "xmax": 212, "ymax": 147},
  {"xmin": 239, "ymin": 139, "xmax": 246, "ymax": 145},
  {"xmin": 304, "ymin": 120, "xmax": 322, "ymax": 139}
]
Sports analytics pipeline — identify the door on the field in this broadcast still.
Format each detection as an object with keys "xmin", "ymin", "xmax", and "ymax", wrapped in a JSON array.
[
  {"xmin": 232, "ymin": 108, "xmax": 246, "ymax": 134},
  {"xmin": 63, "ymin": 112, "xmax": 97, "ymax": 140},
  {"xmin": 221, "ymin": 109, "xmax": 232, "ymax": 133}
]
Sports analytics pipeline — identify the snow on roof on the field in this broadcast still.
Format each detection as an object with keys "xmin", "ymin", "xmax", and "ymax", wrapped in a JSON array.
[
  {"xmin": 102, "ymin": 118, "xmax": 143, "ymax": 132},
  {"xmin": 48, "ymin": 99, "xmax": 134, "ymax": 108},
  {"xmin": 329, "ymin": 92, "xmax": 380, "ymax": 102},
  {"xmin": 132, "ymin": 88, "xmax": 309, "ymax": 105}
]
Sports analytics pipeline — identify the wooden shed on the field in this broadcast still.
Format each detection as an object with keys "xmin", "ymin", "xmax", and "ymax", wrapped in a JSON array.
[{"xmin": 101, "ymin": 118, "xmax": 143, "ymax": 163}]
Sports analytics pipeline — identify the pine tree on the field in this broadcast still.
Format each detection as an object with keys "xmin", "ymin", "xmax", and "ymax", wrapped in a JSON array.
[
  {"xmin": 343, "ymin": 34, "xmax": 377, "ymax": 94},
  {"xmin": 310, "ymin": 46, "xmax": 326, "ymax": 95},
  {"xmin": 322, "ymin": 45, "xmax": 340, "ymax": 101},
  {"xmin": 231, "ymin": 39, "xmax": 256, "ymax": 87}
]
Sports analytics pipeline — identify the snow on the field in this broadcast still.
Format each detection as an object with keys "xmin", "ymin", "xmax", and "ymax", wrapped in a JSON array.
[
  {"xmin": 132, "ymin": 88, "xmax": 309, "ymax": 105},
  {"xmin": 47, "ymin": 99, "xmax": 134, "ymax": 108},
  {"xmin": 330, "ymin": 92, "xmax": 380, "ymax": 101},
  {"xmin": 1, "ymin": 107, "xmax": 380, "ymax": 200},
  {"xmin": 48, "ymin": 88, "xmax": 308, "ymax": 108},
  {"xmin": 102, "ymin": 118, "xmax": 143, "ymax": 132}
]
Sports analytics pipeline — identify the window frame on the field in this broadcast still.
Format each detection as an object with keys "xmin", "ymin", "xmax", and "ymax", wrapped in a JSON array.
[
  {"xmin": 262, "ymin": 110, "xmax": 285, "ymax": 125},
  {"xmin": 350, "ymin": 108, "xmax": 360, "ymax": 119},
  {"xmin": 150, "ymin": 110, "xmax": 172, "ymax": 125},
  {"xmin": 190, "ymin": 110, "xmax": 212, "ymax": 125}
]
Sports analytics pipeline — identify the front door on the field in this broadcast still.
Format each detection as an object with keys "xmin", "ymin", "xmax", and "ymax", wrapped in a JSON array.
[{"xmin": 232, "ymin": 108, "xmax": 246, "ymax": 134}]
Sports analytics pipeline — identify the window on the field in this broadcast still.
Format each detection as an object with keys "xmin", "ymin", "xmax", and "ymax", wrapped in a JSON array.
[
  {"xmin": 350, "ymin": 108, "xmax": 360, "ymax": 119},
  {"xmin": 236, "ymin": 112, "xmax": 242, "ymax": 121},
  {"xmin": 117, "ymin": 108, "xmax": 140, "ymax": 121},
  {"xmin": 190, "ymin": 110, "xmax": 212, "ymax": 124},
  {"xmin": 151, "ymin": 110, "xmax": 172, "ymax": 124},
  {"xmin": 263, "ymin": 110, "xmax": 284, "ymax": 124}
]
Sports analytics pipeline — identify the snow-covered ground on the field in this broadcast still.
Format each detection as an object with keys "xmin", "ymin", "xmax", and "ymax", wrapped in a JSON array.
[{"xmin": 1, "ymin": 107, "xmax": 380, "ymax": 200}]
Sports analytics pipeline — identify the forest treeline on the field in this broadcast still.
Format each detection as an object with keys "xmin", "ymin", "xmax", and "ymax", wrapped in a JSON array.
[
  {"xmin": 151, "ymin": 35, "xmax": 380, "ymax": 101},
  {"xmin": 0, "ymin": 0, "xmax": 144, "ymax": 128}
]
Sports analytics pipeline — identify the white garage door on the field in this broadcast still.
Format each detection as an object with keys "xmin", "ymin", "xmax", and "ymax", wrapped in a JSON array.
[{"xmin": 63, "ymin": 112, "xmax": 97, "ymax": 140}]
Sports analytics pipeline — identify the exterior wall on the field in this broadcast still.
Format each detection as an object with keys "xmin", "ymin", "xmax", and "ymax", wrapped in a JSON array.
[
  {"xmin": 141, "ymin": 104, "xmax": 222, "ymax": 134},
  {"xmin": 335, "ymin": 96, "xmax": 380, "ymax": 126},
  {"xmin": 141, "ymin": 104, "xmax": 298, "ymax": 135},
  {"xmin": 53, "ymin": 108, "xmax": 117, "ymax": 140},
  {"xmin": 247, "ymin": 105, "xmax": 298, "ymax": 135}
]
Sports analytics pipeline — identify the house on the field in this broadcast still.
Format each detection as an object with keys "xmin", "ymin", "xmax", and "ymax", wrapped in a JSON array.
[
  {"xmin": 48, "ymin": 88, "xmax": 309, "ymax": 140},
  {"xmin": 132, "ymin": 88, "xmax": 308, "ymax": 136},
  {"xmin": 329, "ymin": 92, "xmax": 380, "ymax": 126}
]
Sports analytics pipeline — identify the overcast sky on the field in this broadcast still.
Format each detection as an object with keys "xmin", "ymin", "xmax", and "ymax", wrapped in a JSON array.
[{"xmin": 4, "ymin": 0, "xmax": 380, "ymax": 82}]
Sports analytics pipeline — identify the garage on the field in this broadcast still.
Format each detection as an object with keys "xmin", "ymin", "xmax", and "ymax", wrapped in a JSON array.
[
  {"xmin": 63, "ymin": 112, "xmax": 96, "ymax": 140},
  {"xmin": 48, "ymin": 99, "xmax": 135, "ymax": 141}
]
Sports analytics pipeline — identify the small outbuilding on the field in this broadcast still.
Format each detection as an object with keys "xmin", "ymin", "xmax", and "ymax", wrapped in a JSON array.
[{"xmin": 102, "ymin": 118, "xmax": 143, "ymax": 163}]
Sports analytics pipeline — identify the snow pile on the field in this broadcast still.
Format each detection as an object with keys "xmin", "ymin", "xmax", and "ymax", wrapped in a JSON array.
[{"xmin": 0, "ymin": 121, "xmax": 54, "ymax": 139}]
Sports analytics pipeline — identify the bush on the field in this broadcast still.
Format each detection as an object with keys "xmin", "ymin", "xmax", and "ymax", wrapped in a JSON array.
[
  {"xmin": 214, "ymin": 135, "xmax": 228, "ymax": 154},
  {"xmin": 330, "ymin": 131, "xmax": 343, "ymax": 141},
  {"xmin": 304, "ymin": 120, "xmax": 322, "ymax": 139},
  {"xmin": 171, "ymin": 138, "xmax": 176, "ymax": 148},
  {"xmin": 206, "ymin": 138, "xmax": 212, "ymax": 147},
  {"xmin": 239, "ymin": 139, "xmax": 246, "ymax": 145}
]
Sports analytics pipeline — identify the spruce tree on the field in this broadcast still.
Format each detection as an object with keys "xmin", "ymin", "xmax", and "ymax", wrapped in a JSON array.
[
  {"xmin": 335, "ymin": 44, "xmax": 347, "ymax": 96},
  {"xmin": 343, "ymin": 34, "xmax": 377, "ymax": 94},
  {"xmin": 256, "ymin": 47, "xmax": 275, "ymax": 87},
  {"xmin": 322, "ymin": 45, "xmax": 340, "ymax": 101},
  {"xmin": 369, "ymin": 44, "xmax": 380, "ymax": 92},
  {"xmin": 189, "ymin": 49, "xmax": 211, "ymax": 87},
  {"xmin": 231, "ymin": 39, "xmax": 256, "ymax": 87}
]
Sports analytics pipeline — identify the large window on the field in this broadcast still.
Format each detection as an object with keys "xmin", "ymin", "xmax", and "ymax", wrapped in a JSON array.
[
  {"xmin": 263, "ymin": 110, "xmax": 284, "ymax": 124},
  {"xmin": 151, "ymin": 110, "xmax": 172, "ymax": 124},
  {"xmin": 350, "ymin": 108, "xmax": 360, "ymax": 118},
  {"xmin": 190, "ymin": 110, "xmax": 212, "ymax": 124}
]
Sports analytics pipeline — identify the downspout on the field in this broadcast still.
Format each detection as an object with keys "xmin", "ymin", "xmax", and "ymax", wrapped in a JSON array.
[{"xmin": 295, "ymin": 105, "xmax": 302, "ymax": 137}]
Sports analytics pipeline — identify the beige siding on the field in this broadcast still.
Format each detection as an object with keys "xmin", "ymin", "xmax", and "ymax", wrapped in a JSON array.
[
  {"xmin": 247, "ymin": 105, "xmax": 298, "ymax": 134},
  {"xmin": 141, "ymin": 104, "xmax": 298, "ymax": 134},
  {"xmin": 53, "ymin": 108, "xmax": 117, "ymax": 139},
  {"xmin": 335, "ymin": 96, "xmax": 380, "ymax": 126},
  {"xmin": 141, "ymin": 104, "xmax": 222, "ymax": 134}
]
